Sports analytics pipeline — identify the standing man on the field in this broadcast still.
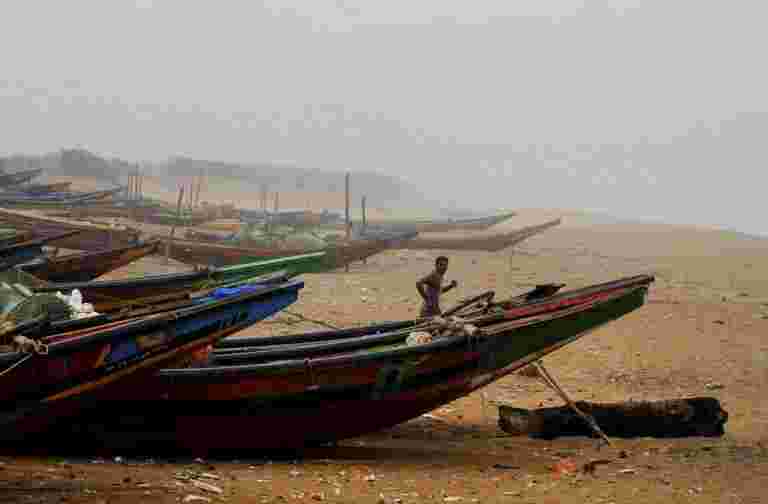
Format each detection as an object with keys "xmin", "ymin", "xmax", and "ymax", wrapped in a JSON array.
[{"xmin": 416, "ymin": 256, "xmax": 458, "ymax": 318}]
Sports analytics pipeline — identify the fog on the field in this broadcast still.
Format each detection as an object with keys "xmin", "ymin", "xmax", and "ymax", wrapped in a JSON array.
[{"xmin": 2, "ymin": 1, "xmax": 766, "ymax": 234}]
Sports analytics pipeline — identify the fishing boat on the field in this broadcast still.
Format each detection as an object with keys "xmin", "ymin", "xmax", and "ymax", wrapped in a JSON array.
[
  {"xmin": 0, "ymin": 276, "xmax": 305, "ymax": 440},
  {"xmin": 27, "ymin": 275, "xmax": 652, "ymax": 454},
  {"xmin": 240, "ymin": 209, "xmax": 343, "ymax": 228},
  {"xmin": 389, "ymin": 219, "xmax": 561, "ymax": 252},
  {"xmin": 0, "ymin": 169, "xmax": 42, "ymax": 188},
  {"xmin": 0, "ymin": 208, "xmax": 141, "ymax": 250},
  {"xmin": 335, "ymin": 211, "xmax": 517, "ymax": 234},
  {"xmin": 0, "ymin": 187, "xmax": 125, "ymax": 208},
  {"xmin": 29, "ymin": 251, "xmax": 327, "ymax": 312},
  {"xmin": 14, "ymin": 181, "xmax": 73, "ymax": 195},
  {"xmin": 19, "ymin": 241, "xmax": 161, "ymax": 282},
  {"xmin": 0, "ymin": 231, "xmax": 82, "ymax": 267},
  {"xmin": 0, "ymin": 228, "xmax": 33, "ymax": 247},
  {"xmin": 165, "ymin": 235, "xmax": 391, "ymax": 269}
]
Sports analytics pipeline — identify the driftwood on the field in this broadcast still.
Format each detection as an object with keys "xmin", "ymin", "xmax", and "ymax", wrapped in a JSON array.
[{"xmin": 498, "ymin": 397, "xmax": 728, "ymax": 439}]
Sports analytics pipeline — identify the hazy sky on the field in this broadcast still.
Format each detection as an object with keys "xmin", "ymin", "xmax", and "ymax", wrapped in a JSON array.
[{"xmin": 2, "ymin": 1, "xmax": 767, "ymax": 233}]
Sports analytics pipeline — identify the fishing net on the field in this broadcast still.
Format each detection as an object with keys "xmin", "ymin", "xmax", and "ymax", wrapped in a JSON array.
[{"xmin": 0, "ymin": 268, "xmax": 72, "ymax": 345}]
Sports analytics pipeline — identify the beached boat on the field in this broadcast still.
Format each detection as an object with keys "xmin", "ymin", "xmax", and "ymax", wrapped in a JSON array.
[
  {"xmin": 0, "ymin": 169, "xmax": 42, "ymax": 188},
  {"xmin": 0, "ymin": 277, "xmax": 304, "ymax": 440},
  {"xmin": 165, "ymin": 236, "xmax": 391, "ymax": 269},
  {"xmin": 0, "ymin": 228, "xmax": 32, "ymax": 247},
  {"xmin": 33, "ymin": 275, "xmax": 652, "ymax": 453},
  {"xmin": 12, "ymin": 182, "xmax": 73, "ymax": 195},
  {"xmin": 335, "ymin": 211, "xmax": 516, "ymax": 234},
  {"xmin": 19, "ymin": 241, "xmax": 161, "ymax": 282},
  {"xmin": 390, "ymin": 219, "xmax": 561, "ymax": 252},
  {"xmin": 0, "ymin": 231, "xmax": 82, "ymax": 267},
  {"xmin": 0, "ymin": 187, "xmax": 124, "ymax": 208},
  {"xmin": 0, "ymin": 208, "xmax": 141, "ymax": 250},
  {"xmin": 29, "ymin": 251, "xmax": 326, "ymax": 312}
]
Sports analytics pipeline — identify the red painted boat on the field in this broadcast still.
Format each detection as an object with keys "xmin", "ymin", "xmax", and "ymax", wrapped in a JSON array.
[
  {"xmin": 29, "ymin": 275, "xmax": 653, "ymax": 454},
  {"xmin": 0, "ymin": 278, "xmax": 304, "ymax": 440},
  {"xmin": 19, "ymin": 241, "xmax": 161, "ymax": 282}
]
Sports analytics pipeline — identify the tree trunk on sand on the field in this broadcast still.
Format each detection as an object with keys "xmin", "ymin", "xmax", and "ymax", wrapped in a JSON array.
[{"xmin": 498, "ymin": 397, "xmax": 728, "ymax": 439}]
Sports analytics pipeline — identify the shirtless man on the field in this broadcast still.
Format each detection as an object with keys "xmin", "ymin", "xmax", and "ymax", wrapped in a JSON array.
[{"xmin": 416, "ymin": 256, "xmax": 458, "ymax": 318}]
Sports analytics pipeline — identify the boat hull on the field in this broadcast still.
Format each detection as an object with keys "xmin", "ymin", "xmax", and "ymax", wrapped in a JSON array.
[
  {"xmin": 0, "ymin": 280, "xmax": 304, "ymax": 441},
  {"xmin": 0, "ymin": 208, "xmax": 140, "ymax": 250},
  {"xmin": 30, "ymin": 253, "xmax": 324, "ymax": 312},
  {"xmin": 167, "ymin": 238, "xmax": 389, "ymax": 270},
  {"xmin": 395, "ymin": 219, "xmax": 561, "ymax": 252},
  {"xmin": 20, "ymin": 241, "xmax": 160, "ymax": 282},
  {"xmin": 32, "ymin": 277, "xmax": 650, "ymax": 454}
]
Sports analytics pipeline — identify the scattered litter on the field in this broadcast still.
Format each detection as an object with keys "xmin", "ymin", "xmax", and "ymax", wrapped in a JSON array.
[
  {"xmin": 705, "ymin": 382, "xmax": 725, "ymax": 390},
  {"xmin": 618, "ymin": 468, "xmax": 637, "ymax": 474}
]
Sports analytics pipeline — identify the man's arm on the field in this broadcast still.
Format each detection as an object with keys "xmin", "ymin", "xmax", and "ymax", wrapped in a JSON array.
[
  {"xmin": 416, "ymin": 275, "xmax": 430, "ymax": 301},
  {"xmin": 441, "ymin": 280, "xmax": 458, "ymax": 293}
]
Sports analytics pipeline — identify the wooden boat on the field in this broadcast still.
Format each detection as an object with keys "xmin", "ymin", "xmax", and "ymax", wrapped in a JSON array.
[
  {"xmin": 50, "ymin": 203, "xmax": 170, "ymax": 221},
  {"xmin": 336, "ymin": 211, "xmax": 517, "ymax": 234},
  {"xmin": 198, "ymin": 219, "xmax": 243, "ymax": 233},
  {"xmin": 0, "ymin": 187, "xmax": 125, "ymax": 208},
  {"xmin": 31, "ymin": 275, "xmax": 653, "ymax": 453},
  {"xmin": 0, "ymin": 169, "xmax": 42, "ymax": 188},
  {"xmin": 0, "ymin": 231, "xmax": 82, "ymax": 267},
  {"xmin": 10, "ymin": 270, "xmax": 298, "ymax": 340},
  {"xmin": 19, "ymin": 241, "xmax": 161, "ymax": 282},
  {"xmin": 392, "ymin": 218, "xmax": 561, "ymax": 252},
  {"xmin": 16, "ymin": 182, "xmax": 72, "ymax": 195},
  {"xmin": 0, "ymin": 278, "xmax": 305, "ymax": 440},
  {"xmin": 165, "ymin": 236, "xmax": 391, "ymax": 269},
  {"xmin": 29, "ymin": 251, "xmax": 327, "ymax": 312},
  {"xmin": 0, "ymin": 228, "xmax": 32, "ymax": 247},
  {"xmin": 0, "ymin": 208, "xmax": 141, "ymax": 250}
]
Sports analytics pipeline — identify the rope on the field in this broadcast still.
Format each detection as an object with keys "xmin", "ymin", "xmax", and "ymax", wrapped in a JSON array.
[
  {"xmin": 282, "ymin": 310, "xmax": 341, "ymax": 330},
  {"xmin": 0, "ymin": 353, "xmax": 33, "ymax": 377},
  {"xmin": 532, "ymin": 360, "xmax": 613, "ymax": 448},
  {"xmin": 304, "ymin": 358, "xmax": 319, "ymax": 390}
]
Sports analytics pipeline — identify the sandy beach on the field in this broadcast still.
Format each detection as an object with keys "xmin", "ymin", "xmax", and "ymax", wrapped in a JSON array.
[{"xmin": 2, "ymin": 210, "xmax": 767, "ymax": 503}]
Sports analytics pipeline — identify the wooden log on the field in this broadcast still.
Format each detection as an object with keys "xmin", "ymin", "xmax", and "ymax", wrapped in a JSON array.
[{"xmin": 498, "ymin": 397, "xmax": 728, "ymax": 439}]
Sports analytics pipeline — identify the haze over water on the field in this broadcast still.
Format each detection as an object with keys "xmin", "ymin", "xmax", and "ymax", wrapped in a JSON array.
[{"xmin": 2, "ymin": 1, "xmax": 766, "ymax": 235}]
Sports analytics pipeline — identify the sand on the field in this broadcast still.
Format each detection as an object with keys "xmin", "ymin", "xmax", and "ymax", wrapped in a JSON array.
[{"xmin": 2, "ymin": 209, "xmax": 768, "ymax": 503}]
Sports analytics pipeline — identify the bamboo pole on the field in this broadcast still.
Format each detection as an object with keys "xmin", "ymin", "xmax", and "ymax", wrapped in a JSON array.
[
  {"xmin": 361, "ymin": 195, "xmax": 367, "ymax": 232},
  {"xmin": 345, "ymin": 172, "xmax": 350, "ymax": 272},
  {"xmin": 165, "ymin": 185, "xmax": 185, "ymax": 264},
  {"xmin": 345, "ymin": 173, "xmax": 350, "ymax": 240},
  {"xmin": 361, "ymin": 195, "xmax": 367, "ymax": 264}
]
